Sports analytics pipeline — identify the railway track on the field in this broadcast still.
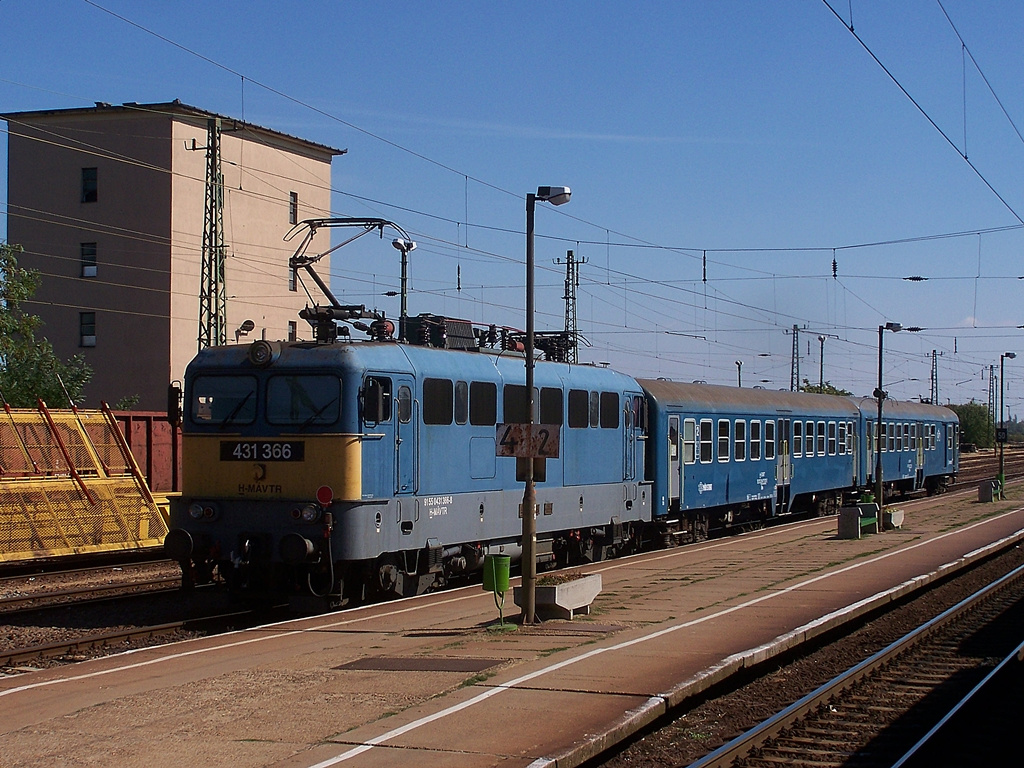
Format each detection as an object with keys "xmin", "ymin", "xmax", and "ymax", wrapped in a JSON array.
[
  {"xmin": 0, "ymin": 576, "xmax": 181, "ymax": 613},
  {"xmin": 689, "ymin": 559, "xmax": 1024, "ymax": 768},
  {"xmin": 0, "ymin": 608, "xmax": 255, "ymax": 668}
]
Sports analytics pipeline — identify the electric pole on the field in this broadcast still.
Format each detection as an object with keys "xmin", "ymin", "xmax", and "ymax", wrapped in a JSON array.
[
  {"xmin": 196, "ymin": 117, "xmax": 227, "ymax": 351},
  {"xmin": 556, "ymin": 249, "xmax": 586, "ymax": 364}
]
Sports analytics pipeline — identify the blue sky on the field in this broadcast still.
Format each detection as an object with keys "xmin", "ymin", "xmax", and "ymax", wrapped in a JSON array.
[{"xmin": 3, "ymin": 1, "xmax": 1024, "ymax": 410}]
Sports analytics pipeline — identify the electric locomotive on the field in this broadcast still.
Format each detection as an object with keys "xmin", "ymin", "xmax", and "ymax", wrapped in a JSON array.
[{"xmin": 164, "ymin": 313, "xmax": 650, "ymax": 605}]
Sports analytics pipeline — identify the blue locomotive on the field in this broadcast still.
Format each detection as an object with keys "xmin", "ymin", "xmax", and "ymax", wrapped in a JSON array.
[{"xmin": 164, "ymin": 313, "xmax": 958, "ymax": 605}]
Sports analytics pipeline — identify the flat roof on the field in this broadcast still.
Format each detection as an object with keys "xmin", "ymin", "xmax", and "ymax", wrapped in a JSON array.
[{"xmin": 1, "ymin": 99, "xmax": 346, "ymax": 157}]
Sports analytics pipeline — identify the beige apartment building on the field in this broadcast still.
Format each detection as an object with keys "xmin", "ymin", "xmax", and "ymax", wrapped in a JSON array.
[{"xmin": 2, "ymin": 100, "xmax": 342, "ymax": 410}]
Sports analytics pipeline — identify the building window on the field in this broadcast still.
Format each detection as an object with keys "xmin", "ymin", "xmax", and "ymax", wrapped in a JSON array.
[
  {"xmin": 81, "ymin": 167, "xmax": 98, "ymax": 203},
  {"xmin": 81, "ymin": 242, "xmax": 97, "ymax": 277},
  {"xmin": 289, "ymin": 267, "xmax": 297, "ymax": 292},
  {"xmin": 80, "ymin": 312, "xmax": 96, "ymax": 347},
  {"xmin": 288, "ymin": 321, "xmax": 297, "ymax": 342},
  {"xmin": 289, "ymin": 191, "xmax": 298, "ymax": 225}
]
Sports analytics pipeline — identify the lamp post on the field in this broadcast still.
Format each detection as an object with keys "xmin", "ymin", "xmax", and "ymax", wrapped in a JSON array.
[
  {"xmin": 391, "ymin": 238, "xmax": 417, "ymax": 342},
  {"xmin": 818, "ymin": 336, "xmax": 826, "ymax": 390},
  {"xmin": 736, "ymin": 360, "xmax": 743, "ymax": 387},
  {"xmin": 522, "ymin": 185, "xmax": 571, "ymax": 624},
  {"xmin": 874, "ymin": 322, "xmax": 902, "ymax": 511},
  {"xmin": 999, "ymin": 351, "xmax": 1016, "ymax": 498}
]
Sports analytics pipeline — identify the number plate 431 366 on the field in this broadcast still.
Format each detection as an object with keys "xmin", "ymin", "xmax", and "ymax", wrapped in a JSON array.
[{"xmin": 220, "ymin": 441, "xmax": 305, "ymax": 462}]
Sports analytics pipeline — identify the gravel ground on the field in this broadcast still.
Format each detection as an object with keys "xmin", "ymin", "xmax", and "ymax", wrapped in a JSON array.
[
  {"xmin": 597, "ymin": 542, "xmax": 1024, "ymax": 767},
  {"xmin": 0, "ymin": 560, "xmax": 228, "ymax": 671}
]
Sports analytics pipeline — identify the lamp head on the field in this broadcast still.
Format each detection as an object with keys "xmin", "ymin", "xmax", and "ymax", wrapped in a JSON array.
[
  {"xmin": 392, "ymin": 238, "xmax": 416, "ymax": 253},
  {"xmin": 884, "ymin": 322, "xmax": 902, "ymax": 332},
  {"xmin": 1005, "ymin": 352, "xmax": 1017, "ymax": 360},
  {"xmin": 536, "ymin": 186, "xmax": 571, "ymax": 206}
]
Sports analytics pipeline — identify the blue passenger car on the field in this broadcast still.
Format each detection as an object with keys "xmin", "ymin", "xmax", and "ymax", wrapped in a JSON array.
[
  {"xmin": 641, "ymin": 381, "xmax": 861, "ymax": 538},
  {"xmin": 854, "ymin": 398, "xmax": 959, "ymax": 495}
]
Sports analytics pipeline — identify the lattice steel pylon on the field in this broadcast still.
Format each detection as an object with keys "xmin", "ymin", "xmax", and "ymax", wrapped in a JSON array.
[
  {"xmin": 197, "ymin": 117, "xmax": 227, "ymax": 351},
  {"xmin": 557, "ymin": 249, "xmax": 586, "ymax": 364},
  {"xmin": 930, "ymin": 349, "xmax": 940, "ymax": 404},
  {"xmin": 988, "ymin": 365, "xmax": 997, "ymax": 437},
  {"xmin": 790, "ymin": 325, "xmax": 800, "ymax": 391}
]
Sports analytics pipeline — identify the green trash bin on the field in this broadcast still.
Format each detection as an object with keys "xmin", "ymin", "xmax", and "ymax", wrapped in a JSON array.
[{"xmin": 482, "ymin": 554, "xmax": 510, "ymax": 594}]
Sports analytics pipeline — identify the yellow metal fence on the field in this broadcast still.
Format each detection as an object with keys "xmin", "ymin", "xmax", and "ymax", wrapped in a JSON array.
[{"xmin": 0, "ymin": 403, "xmax": 168, "ymax": 562}]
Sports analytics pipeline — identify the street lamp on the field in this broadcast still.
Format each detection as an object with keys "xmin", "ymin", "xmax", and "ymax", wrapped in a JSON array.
[
  {"xmin": 522, "ymin": 185, "xmax": 571, "ymax": 624},
  {"xmin": 392, "ymin": 238, "xmax": 417, "ymax": 341},
  {"xmin": 874, "ymin": 322, "xmax": 902, "ymax": 513},
  {"xmin": 818, "ymin": 336, "xmax": 826, "ymax": 390},
  {"xmin": 999, "ymin": 351, "xmax": 1016, "ymax": 498}
]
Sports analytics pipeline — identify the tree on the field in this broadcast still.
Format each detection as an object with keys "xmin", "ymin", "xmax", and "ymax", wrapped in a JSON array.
[
  {"xmin": 0, "ymin": 242, "xmax": 92, "ymax": 408},
  {"xmin": 799, "ymin": 378, "xmax": 853, "ymax": 396},
  {"xmin": 948, "ymin": 401, "xmax": 992, "ymax": 449}
]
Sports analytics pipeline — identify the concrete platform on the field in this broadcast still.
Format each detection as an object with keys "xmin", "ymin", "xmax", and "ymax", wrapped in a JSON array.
[{"xmin": 3, "ymin": 489, "xmax": 1024, "ymax": 768}]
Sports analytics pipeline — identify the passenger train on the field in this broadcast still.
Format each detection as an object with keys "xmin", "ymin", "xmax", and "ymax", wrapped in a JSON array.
[{"xmin": 164, "ymin": 309, "xmax": 959, "ymax": 606}]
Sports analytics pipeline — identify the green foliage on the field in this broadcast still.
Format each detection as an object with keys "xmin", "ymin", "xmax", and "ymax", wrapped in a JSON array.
[
  {"xmin": 114, "ymin": 394, "xmax": 140, "ymax": 411},
  {"xmin": 799, "ymin": 378, "xmax": 853, "ymax": 396},
  {"xmin": 0, "ymin": 243, "xmax": 92, "ymax": 408},
  {"xmin": 948, "ymin": 401, "xmax": 993, "ymax": 449}
]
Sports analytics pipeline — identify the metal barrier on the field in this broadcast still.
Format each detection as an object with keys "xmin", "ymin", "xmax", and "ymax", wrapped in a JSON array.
[{"xmin": 0, "ymin": 401, "xmax": 168, "ymax": 562}]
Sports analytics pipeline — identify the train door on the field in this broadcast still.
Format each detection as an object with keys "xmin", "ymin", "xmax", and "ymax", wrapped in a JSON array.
[
  {"xmin": 395, "ymin": 380, "xmax": 415, "ymax": 495},
  {"xmin": 776, "ymin": 417, "xmax": 792, "ymax": 512},
  {"xmin": 915, "ymin": 423, "xmax": 925, "ymax": 488},
  {"xmin": 668, "ymin": 415, "xmax": 680, "ymax": 509},
  {"xmin": 624, "ymin": 396, "xmax": 636, "ymax": 481}
]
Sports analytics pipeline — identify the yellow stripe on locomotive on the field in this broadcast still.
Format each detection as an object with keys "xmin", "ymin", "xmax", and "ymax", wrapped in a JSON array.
[{"xmin": 182, "ymin": 434, "xmax": 362, "ymax": 501}]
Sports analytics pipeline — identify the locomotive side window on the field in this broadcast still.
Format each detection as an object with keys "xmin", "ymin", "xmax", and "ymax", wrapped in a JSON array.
[
  {"xmin": 600, "ymin": 392, "xmax": 619, "ymax": 429},
  {"xmin": 838, "ymin": 421, "xmax": 846, "ymax": 455},
  {"xmin": 887, "ymin": 423, "xmax": 895, "ymax": 453},
  {"xmin": 805, "ymin": 421, "xmax": 814, "ymax": 457},
  {"xmin": 398, "ymin": 386, "xmax": 412, "ymax": 424},
  {"xmin": 903, "ymin": 423, "xmax": 910, "ymax": 451},
  {"xmin": 423, "ymin": 378, "xmax": 453, "ymax": 425},
  {"xmin": 734, "ymin": 420, "xmax": 746, "ymax": 461},
  {"xmin": 503, "ymin": 384, "xmax": 530, "ymax": 423},
  {"xmin": 827, "ymin": 421, "xmax": 836, "ymax": 455},
  {"xmin": 683, "ymin": 418, "xmax": 696, "ymax": 464},
  {"xmin": 470, "ymin": 381, "xmax": 496, "ymax": 425},
  {"xmin": 541, "ymin": 387, "xmax": 563, "ymax": 425},
  {"xmin": 817, "ymin": 421, "xmax": 826, "ymax": 456},
  {"xmin": 589, "ymin": 391, "xmax": 600, "ymax": 427},
  {"xmin": 568, "ymin": 389, "xmax": 589, "ymax": 428},
  {"xmin": 750, "ymin": 420, "xmax": 761, "ymax": 460},
  {"xmin": 793, "ymin": 420, "xmax": 803, "ymax": 458},
  {"xmin": 847, "ymin": 421, "xmax": 855, "ymax": 454},
  {"xmin": 765, "ymin": 419, "xmax": 777, "ymax": 460},
  {"xmin": 192, "ymin": 375, "xmax": 257, "ymax": 425},
  {"xmin": 699, "ymin": 419, "xmax": 713, "ymax": 463},
  {"xmin": 717, "ymin": 419, "xmax": 730, "ymax": 462},
  {"xmin": 268, "ymin": 375, "xmax": 341, "ymax": 426},
  {"xmin": 455, "ymin": 381, "xmax": 469, "ymax": 425}
]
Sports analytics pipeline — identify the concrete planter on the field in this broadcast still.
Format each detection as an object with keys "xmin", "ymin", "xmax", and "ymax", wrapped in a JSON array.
[{"xmin": 514, "ymin": 573, "xmax": 602, "ymax": 620}]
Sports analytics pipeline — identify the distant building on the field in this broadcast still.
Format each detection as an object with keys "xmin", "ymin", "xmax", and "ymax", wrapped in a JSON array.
[{"xmin": 2, "ymin": 100, "xmax": 343, "ymax": 409}]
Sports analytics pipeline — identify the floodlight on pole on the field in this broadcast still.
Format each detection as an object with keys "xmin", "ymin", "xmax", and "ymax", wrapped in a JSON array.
[
  {"xmin": 522, "ymin": 185, "xmax": 570, "ymax": 625},
  {"xmin": 874, "ymin": 322, "xmax": 902, "ymax": 512},
  {"xmin": 392, "ymin": 238, "xmax": 417, "ymax": 342}
]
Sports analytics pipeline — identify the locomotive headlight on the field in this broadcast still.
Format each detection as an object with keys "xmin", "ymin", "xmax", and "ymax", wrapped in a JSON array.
[
  {"xmin": 300, "ymin": 504, "xmax": 322, "ymax": 523},
  {"xmin": 188, "ymin": 502, "xmax": 218, "ymax": 520}
]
